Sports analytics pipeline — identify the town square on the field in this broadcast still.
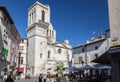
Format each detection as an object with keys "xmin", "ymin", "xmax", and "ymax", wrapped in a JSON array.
[{"xmin": 0, "ymin": 0, "xmax": 120, "ymax": 82}]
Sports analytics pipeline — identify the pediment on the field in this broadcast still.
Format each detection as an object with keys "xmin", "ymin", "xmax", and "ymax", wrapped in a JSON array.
[{"xmin": 54, "ymin": 42, "xmax": 68, "ymax": 49}]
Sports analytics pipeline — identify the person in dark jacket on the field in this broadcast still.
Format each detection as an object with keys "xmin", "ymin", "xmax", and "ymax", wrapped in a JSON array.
[
  {"xmin": 38, "ymin": 74, "xmax": 43, "ymax": 82},
  {"xmin": 5, "ymin": 75, "xmax": 14, "ymax": 82}
]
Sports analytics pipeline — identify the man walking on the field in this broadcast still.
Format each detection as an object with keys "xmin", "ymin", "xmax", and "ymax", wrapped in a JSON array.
[{"xmin": 43, "ymin": 74, "xmax": 47, "ymax": 82}]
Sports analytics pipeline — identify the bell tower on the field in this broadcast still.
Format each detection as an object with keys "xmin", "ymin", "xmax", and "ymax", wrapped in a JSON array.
[
  {"xmin": 28, "ymin": 1, "xmax": 50, "ymax": 26},
  {"xmin": 27, "ymin": 1, "xmax": 50, "ymax": 76}
]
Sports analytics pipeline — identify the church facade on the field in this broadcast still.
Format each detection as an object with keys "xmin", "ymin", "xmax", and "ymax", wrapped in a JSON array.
[{"xmin": 27, "ymin": 1, "xmax": 72, "ymax": 76}]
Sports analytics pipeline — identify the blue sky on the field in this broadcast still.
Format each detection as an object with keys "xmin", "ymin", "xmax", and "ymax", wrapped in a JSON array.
[{"xmin": 0, "ymin": 0, "xmax": 109, "ymax": 47}]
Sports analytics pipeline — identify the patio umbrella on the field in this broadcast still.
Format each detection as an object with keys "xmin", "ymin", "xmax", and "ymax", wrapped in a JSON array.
[
  {"xmin": 98, "ymin": 65, "xmax": 111, "ymax": 69},
  {"xmin": 93, "ymin": 64, "xmax": 111, "ymax": 69},
  {"xmin": 77, "ymin": 65, "xmax": 97, "ymax": 70},
  {"xmin": 68, "ymin": 66, "xmax": 77, "ymax": 72}
]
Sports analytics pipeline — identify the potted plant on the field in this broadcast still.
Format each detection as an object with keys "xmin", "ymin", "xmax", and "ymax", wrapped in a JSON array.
[{"xmin": 55, "ymin": 62, "xmax": 66, "ymax": 82}]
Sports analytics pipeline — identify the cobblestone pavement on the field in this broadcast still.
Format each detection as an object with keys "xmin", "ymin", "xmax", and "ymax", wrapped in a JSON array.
[{"xmin": 14, "ymin": 78, "xmax": 37, "ymax": 82}]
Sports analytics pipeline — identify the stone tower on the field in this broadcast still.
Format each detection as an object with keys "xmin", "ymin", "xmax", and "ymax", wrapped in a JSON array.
[
  {"xmin": 27, "ymin": 1, "xmax": 56, "ymax": 76},
  {"xmin": 26, "ymin": 1, "xmax": 72, "ymax": 77}
]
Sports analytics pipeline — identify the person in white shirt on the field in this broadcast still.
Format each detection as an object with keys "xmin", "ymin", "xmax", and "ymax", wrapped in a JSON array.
[{"xmin": 43, "ymin": 74, "xmax": 47, "ymax": 82}]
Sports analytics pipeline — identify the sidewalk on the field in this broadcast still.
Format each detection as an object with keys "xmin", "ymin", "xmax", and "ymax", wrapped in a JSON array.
[
  {"xmin": 15, "ymin": 78, "xmax": 37, "ymax": 82},
  {"xmin": 14, "ymin": 78, "xmax": 56, "ymax": 82}
]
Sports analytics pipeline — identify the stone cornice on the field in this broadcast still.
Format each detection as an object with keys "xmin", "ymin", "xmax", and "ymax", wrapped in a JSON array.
[
  {"xmin": 47, "ymin": 43, "xmax": 72, "ymax": 50},
  {"xmin": 27, "ymin": 23, "xmax": 36, "ymax": 31},
  {"xmin": 27, "ymin": 34, "xmax": 47, "ymax": 39},
  {"xmin": 28, "ymin": 1, "xmax": 49, "ymax": 11},
  {"xmin": 38, "ymin": 20, "xmax": 49, "ymax": 29},
  {"xmin": 27, "ymin": 21, "xmax": 49, "ymax": 31},
  {"xmin": 47, "ymin": 60, "xmax": 68, "ymax": 62}
]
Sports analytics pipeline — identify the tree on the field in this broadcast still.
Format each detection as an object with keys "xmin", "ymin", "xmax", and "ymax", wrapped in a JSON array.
[{"xmin": 55, "ymin": 61, "xmax": 65, "ymax": 78}]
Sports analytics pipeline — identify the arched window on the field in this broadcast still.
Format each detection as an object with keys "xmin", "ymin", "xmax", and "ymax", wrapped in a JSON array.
[
  {"xmin": 42, "ymin": 11, "xmax": 45, "ymax": 21},
  {"xmin": 20, "ymin": 57, "xmax": 23, "ymax": 64},
  {"xmin": 29, "ymin": 14, "xmax": 31, "ymax": 24},
  {"xmin": 58, "ymin": 49, "xmax": 62, "ymax": 54},
  {"xmin": 32, "ymin": 13, "xmax": 33, "ymax": 21},
  {"xmin": 79, "ymin": 57, "xmax": 82, "ymax": 63},
  {"xmin": 52, "ymin": 31, "xmax": 54, "ymax": 37},
  {"xmin": 48, "ymin": 51, "xmax": 50, "ymax": 58},
  {"xmin": 95, "ymin": 46, "xmax": 98, "ymax": 50},
  {"xmin": 40, "ymin": 53, "xmax": 42, "ymax": 58},
  {"xmin": 49, "ymin": 30, "xmax": 51, "ymax": 36},
  {"xmin": 33, "ymin": 9, "xmax": 36, "ymax": 21},
  {"xmin": 47, "ymin": 30, "xmax": 48, "ymax": 35}
]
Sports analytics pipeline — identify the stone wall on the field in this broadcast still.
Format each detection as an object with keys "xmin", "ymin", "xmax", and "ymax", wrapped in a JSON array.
[{"xmin": 108, "ymin": 0, "xmax": 120, "ymax": 46}]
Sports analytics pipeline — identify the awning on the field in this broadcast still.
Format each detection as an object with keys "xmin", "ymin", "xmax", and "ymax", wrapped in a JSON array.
[
  {"xmin": 108, "ymin": 46, "xmax": 120, "ymax": 60},
  {"xmin": 18, "ymin": 68, "xmax": 24, "ymax": 72},
  {"xmin": 91, "ymin": 51, "xmax": 110, "ymax": 65}
]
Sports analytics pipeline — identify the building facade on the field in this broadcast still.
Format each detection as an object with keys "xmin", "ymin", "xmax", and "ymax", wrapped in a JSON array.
[
  {"xmin": 0, "ymin": 6, "xmax": 21, "ymax": 81},
  {"xmin": 27, "ymin": 1, "xmax": 72, "ymax": 77},
  {"xmin": 73, "ymin": 30, "xmax": 110, "ymax": 67},
  {"xmin": 108, "ymin": 0, "xmax": 120, "ymax": 82},
  {"xmin": 19, "ymin": 38, "xmax": 27, "ymax": 78},
  {"xmin": 108, "ymin": 0, "xmax": 120, "ymax": 47}
]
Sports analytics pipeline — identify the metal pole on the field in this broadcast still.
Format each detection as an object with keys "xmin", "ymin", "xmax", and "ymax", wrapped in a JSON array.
[{"xmin": 84, "ymin": 45, "xmax": 87, "ymax": 65}]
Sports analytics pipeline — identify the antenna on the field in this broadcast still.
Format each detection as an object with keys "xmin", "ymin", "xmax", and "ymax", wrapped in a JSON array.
[
  {"xmin": 91, "ymin": 31, "xmax": 96, "ymax": 41},
  {"xmin": 93, "ymin": 31, "xmax": 95, "ymax": 37}
]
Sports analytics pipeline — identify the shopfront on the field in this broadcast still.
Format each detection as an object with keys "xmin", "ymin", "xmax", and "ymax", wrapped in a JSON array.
[{"xmin": 0, "ymin": 59, "xmax": 9, "ymax": 82}]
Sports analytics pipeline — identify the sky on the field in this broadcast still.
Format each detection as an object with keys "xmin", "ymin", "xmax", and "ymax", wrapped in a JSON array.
[{"xmin": 0, "ymin": 0, "xmax": 109, "ymax": 47}]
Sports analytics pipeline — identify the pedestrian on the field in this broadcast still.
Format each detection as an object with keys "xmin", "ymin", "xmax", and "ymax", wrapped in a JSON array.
[
  {"xmin": 55, "ymin": 74, "xmax": 59, "ymax": 82},
  {"xmin": 106, "ymin": 76, "xmax": 111, "ymax": 82},
  {"xmin": 5, "ymin": 75, "xmax": 14, "ymax": 82},
  {"xmin": 43, "ymin": 74, "xmax": 47, "ymax": 82},
  {"xmin": 38, "ymin": 74, "xmax": 43, "ymax": 82}
]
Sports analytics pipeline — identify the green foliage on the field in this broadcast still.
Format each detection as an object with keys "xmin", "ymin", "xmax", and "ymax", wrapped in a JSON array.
[{"xmin": 55, "ymin": 64, "xmax": 65, "ymax": 78}]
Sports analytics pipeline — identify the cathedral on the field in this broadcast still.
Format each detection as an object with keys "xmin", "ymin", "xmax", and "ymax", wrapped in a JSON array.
[{"xmin": 27, "ymin": 1, "xmax": 72, "ymax": 76}]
